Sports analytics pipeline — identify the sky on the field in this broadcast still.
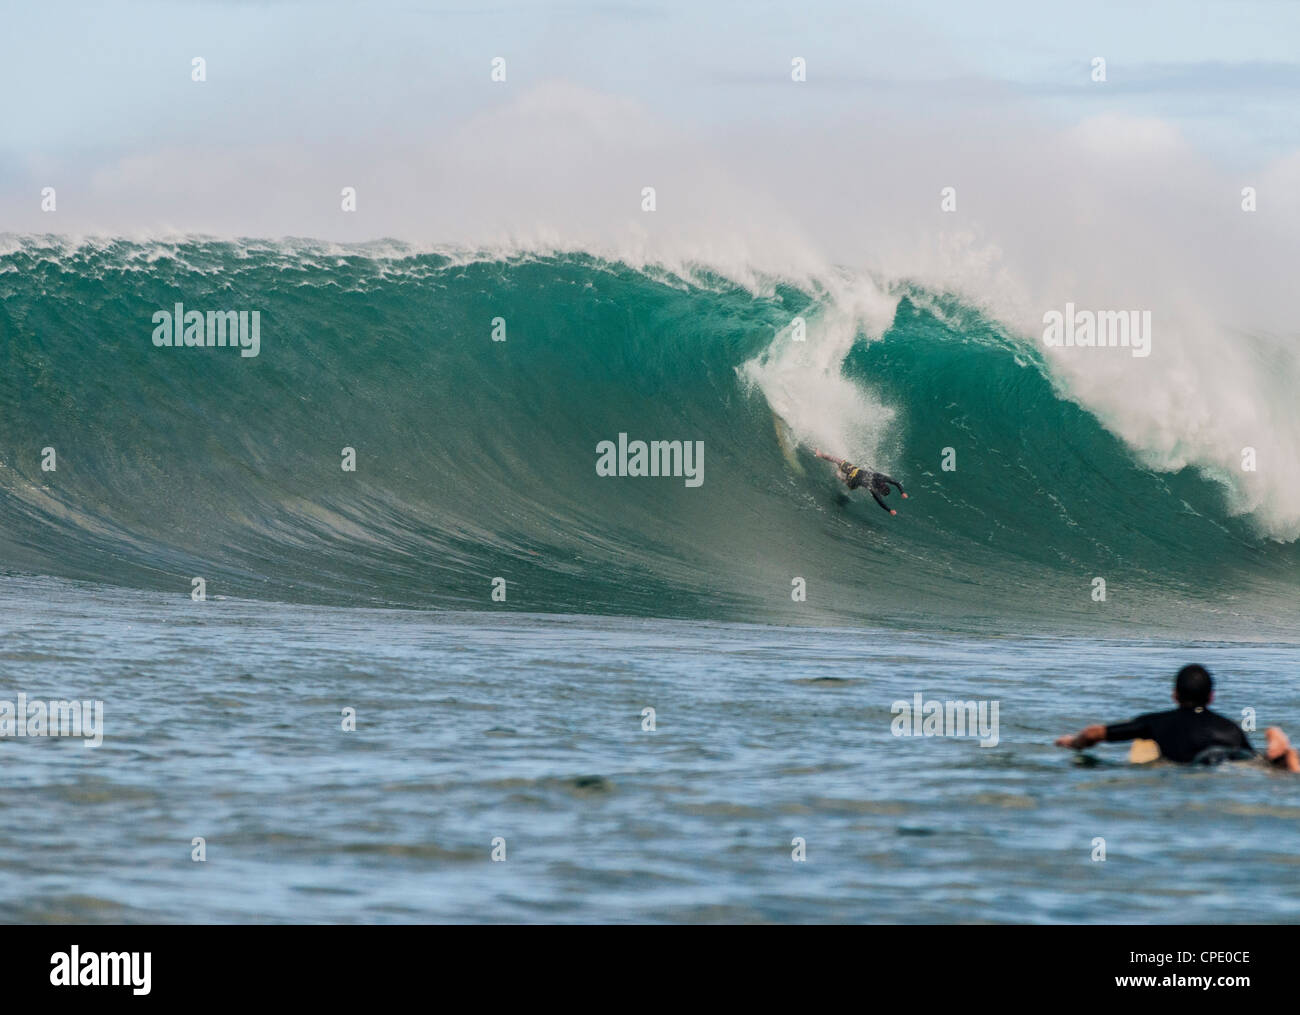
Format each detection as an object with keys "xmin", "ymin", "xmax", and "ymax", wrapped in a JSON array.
[{"xmin": 2, "ymin": 0, "xmax": 1297, "ymax": 193}]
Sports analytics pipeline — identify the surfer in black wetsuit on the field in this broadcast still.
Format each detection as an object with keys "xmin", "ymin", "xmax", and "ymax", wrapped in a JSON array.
[
  {"xmin": 814, "ymin": 449, "xmax": 907, "ymax": 515},
  {"xmin": 1054, "ymin": 664, "xmax": 1300, "ymax": 770}
]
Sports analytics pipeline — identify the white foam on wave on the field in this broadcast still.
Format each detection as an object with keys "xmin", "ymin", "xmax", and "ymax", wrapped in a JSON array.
[{"xmin": 738, "ymin": 272, "xmax": 900, "ymax": 472}]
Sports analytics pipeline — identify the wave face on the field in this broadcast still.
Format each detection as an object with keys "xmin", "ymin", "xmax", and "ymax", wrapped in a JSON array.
[{"xmin": 0, "ymin": 237, "xmax": 1296, "ymax": 634}]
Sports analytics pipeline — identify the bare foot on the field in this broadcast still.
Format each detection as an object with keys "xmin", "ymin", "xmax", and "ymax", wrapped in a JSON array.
[{"xmin": 1264, "ymin": 727, "xmax": 1300, "ymax": 772}]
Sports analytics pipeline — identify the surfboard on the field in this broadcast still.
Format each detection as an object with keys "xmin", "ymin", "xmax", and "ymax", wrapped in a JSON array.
[
  {"xmin": 1128, "ymin": 738, "xmax": 1161, "ymax": 764},
  {"xmin": 772, "ymin": 413, "xmax": 803, "ymax": 474}
]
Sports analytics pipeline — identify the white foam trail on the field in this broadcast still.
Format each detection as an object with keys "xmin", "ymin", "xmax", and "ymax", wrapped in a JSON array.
[{"xmin": 739, "ymin": 273, "xmax": 900, "ymax": 470}]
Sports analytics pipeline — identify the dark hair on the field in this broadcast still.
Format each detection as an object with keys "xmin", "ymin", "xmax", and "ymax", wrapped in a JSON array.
[{"xmin": 1175, "ymin": 664, "xmax": 1213, "ymax": 707}]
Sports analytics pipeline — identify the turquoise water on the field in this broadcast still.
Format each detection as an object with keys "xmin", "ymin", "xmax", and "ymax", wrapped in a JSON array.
[
  {"xmin": 1, "ymin": 238, "xmax": 1296, "ymax": 631},
  {"xmin": 1, "ymin": 238, "xmax": 1298, "ymax": 923}
]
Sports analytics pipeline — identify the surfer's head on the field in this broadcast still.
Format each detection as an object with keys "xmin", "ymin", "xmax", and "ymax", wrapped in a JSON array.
[{"xmin": 1174, "ymin": 664, "xmax": 1213, "ymax": 707}]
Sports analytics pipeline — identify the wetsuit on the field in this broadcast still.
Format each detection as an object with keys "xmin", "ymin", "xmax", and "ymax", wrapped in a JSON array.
[
  {"xmin": 838, "ymin": 462, "xmax": 905, "ymax": 514},
  {"xmin": 1104, "ymin": 706, "xmax": 1254, "ymax": 763}
]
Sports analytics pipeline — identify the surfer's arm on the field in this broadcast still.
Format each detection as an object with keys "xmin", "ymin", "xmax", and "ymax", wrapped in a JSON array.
[
  {"xmin": 814, "ymin": 449, "xmax": 843, "ymax": 465},
  {"xmin": 1054, "ymin": 724, "xmax": 1107, "ymax": 749},
  {"xmin": 880, "ymin": 474, "xmax": 909, "ymax": 498},
  {"xmin": 1057, "ymin": 714, "xmax": 1153, "ymax": 749},
  {"xmin": 1099, "ymin": 716, "xmax": 1154, "ymax": 743},
  {"xmin": 871, "ymin": 490, "xmax": 896, "ymax": 515}
]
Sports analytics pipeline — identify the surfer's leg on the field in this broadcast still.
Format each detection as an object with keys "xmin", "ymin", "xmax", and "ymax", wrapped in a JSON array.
[{"xmin": 1264, "ymin": 727, "xmax": 1300, "ymax": 772}]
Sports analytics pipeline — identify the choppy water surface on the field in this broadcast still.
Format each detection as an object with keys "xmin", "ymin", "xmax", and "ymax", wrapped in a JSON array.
[{"xmin": 2, "ymin": 575, "xmax": 1297, "ymax": 924}]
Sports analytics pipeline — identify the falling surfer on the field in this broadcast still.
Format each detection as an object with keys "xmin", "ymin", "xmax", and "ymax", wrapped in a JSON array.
[{"xmin": 814, "ymin": 449, "xmax": 907, "ymax": 516}]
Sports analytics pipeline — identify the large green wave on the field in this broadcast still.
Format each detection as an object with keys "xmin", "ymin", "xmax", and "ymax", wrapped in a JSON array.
[{"xmin": 0, "ymin": 238, "xmax": 1295, "ymax": 634}]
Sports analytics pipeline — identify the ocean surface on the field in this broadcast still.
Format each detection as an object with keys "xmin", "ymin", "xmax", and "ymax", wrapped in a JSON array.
[
  {"xmin": 1, "ymin": 237, "xmax": 1297, "ymax": 922},
  {"xmin": 2, "ymin": 575, "xmax": 1299, "ymax": 924}
]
